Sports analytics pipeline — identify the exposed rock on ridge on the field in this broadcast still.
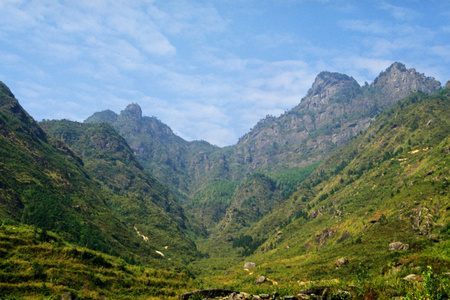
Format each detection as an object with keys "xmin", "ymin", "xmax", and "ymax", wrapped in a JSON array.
[
  {"xmin": 84, "ymin": 63, "xmax": 442, "ymax": 229},
  {"xmin": 233, "ymin": 62, "xmax": 441, "ymax": 172}
]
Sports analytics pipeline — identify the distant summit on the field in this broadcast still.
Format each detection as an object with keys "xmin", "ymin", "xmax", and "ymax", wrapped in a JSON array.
[
  {"xmin": 120, "ymin": 103, "xmax": 142, "ymax": 120},
  {"xmin": 373, "ymin": 62, "xmax": 441, "ymax": 103},
  {"xmin": 85, "ymin": 62, "xmax": 442, "ymax": 206}
]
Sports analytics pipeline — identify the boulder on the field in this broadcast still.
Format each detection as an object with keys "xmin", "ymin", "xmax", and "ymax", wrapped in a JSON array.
[
  {"xmin": 244, "ymin": 262, "xmax": 256, "ymax": 269},
  {"xmin": 178, "ymin": 289, "xmax": 236, "ymax": 300},
  {"xmin": 389, "ymin": 242, "xmax": 409, "ymax": 251},
  {"xmin": 404, "ymin": 274, "xmax": 419, "ymax": 281},
  {"xmin": 299, "ymin": 286, "xmax": 329, "ymax": 297},
  {"xmin": 256, "ymin": 276, "xmax": 266, "ymax": 284},
  {"xmin": 335, "ymin": 257, "xmax": 349, "ymax": 268}
]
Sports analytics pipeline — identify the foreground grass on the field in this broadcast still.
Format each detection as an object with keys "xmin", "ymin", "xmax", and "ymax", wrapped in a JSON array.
[{"xmin": 0, "ymin": 222, "xmax": 195, "ymax": 299}]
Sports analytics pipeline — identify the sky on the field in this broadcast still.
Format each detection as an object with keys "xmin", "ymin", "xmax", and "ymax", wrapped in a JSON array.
[{"xmin": 0, "ymin": 0, "xmax": 449, "ymax": 147}]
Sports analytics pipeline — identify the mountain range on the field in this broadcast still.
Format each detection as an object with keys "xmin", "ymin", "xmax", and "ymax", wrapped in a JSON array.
[{"xmin": 0, "ymin": 62, "xmax": 449, "ymax": 299}]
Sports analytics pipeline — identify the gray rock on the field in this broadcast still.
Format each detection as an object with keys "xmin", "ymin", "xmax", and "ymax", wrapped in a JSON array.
[
  {"xmin": 178, "ymin": 289, "xmax": 236, "ymax": 300},
  {"xmin": 335, "ymin": 257, "xmax": 349, "ymax": 267},
  {"xmin": 404, "ymin": 274, "xmax": 419, "ymax": 281},
  {"xmin": 256, "ymin": 276, "xmax": 265, "ymax": 284},
  {"xmin": 389, "ymin": 242, "xmax": 409, "ymax": 251},
  {"xmin": 244, "ymin": 262, "xmax": 256, "ymax": 269}
]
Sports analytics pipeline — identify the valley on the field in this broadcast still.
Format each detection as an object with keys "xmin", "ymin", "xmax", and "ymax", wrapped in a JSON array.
[{"xmin": 0, "ymin": 63, "xmax": 449, "ymax": 299}]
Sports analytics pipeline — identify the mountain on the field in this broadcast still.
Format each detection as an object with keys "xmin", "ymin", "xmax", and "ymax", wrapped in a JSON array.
[
  {"xmin": 207, "ymin": 86, "xmax": 450, "ymax": 299},
  {"xmin": 180, "ymin": 85, "xmax": 450, "ymax": 300},
  {"xmin": 0, "ymin": 63, "xmax": 449, "ymax": 299},
  {"xmin": 85, "ymin": 62, "xmax": 442, "ymax": 235},
  {"xmin": 85, "ymin": 104, "xmax": 221, "ymax": 200},
  {"xmin": 0, "ymin": 81, "xmax": 147, "ymax": 259},
  {"xmin": 40, "ymin": 120, "xmax": 201, "ymax": 263},
  {"xmin": 0, "ymin": 80, "xmax": 199, "ymax": 267},
  {"xmin": 233, "ymin": 62, "xmax": 441, "ymax": 173}
]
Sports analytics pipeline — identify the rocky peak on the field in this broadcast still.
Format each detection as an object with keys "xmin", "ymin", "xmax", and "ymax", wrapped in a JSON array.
[
  {"xmin": 120, "ymin": 103, "xmax": 142, "ymax": 121},
  {"xmin": 372, "ymin": 62, "xmax": 441, "ymax": 101},
  {"xmin": 300, "ymin": 71, "xmax": 361, "ymax": 110}
]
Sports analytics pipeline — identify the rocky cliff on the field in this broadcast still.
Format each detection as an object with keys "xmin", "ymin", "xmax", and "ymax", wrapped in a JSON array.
[
  {"xmin": 232, "ymin": 62, "xmax": 441, "ymax": 173},
  {"xmin": 84, "ymin": 63, "xmax": 442, "ymax": 232}
]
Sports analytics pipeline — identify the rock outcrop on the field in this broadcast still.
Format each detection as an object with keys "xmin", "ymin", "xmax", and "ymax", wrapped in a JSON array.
[
  {"xmin": 389, "ymin": 242, "xmax": 410, "ymax": 251},
  {"xmin": 335, "ymin": 257, "xmax": 349, "ymax": 268}
]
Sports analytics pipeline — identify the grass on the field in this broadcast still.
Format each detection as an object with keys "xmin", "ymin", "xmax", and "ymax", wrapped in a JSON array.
[{"xmin": 0, "ymin": 223, "xmax": 196, "ymax": 299}]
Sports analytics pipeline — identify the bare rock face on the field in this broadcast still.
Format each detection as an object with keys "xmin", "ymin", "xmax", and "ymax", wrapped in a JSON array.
[
  {"xmin": 314, "ymin": 227, "xmax": 336, "ymax": 249},
  {"xmin": 373, "ymin": 62, "xmax": 441, "ymax": 104},
  {"xmin": 233, "ymin": 62, "xmax": 441, "ymax": 174}
]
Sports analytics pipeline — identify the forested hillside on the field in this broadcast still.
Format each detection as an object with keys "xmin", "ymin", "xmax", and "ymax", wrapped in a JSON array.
[
  {"xmin": 0, "ymin": 65, "xmax": 448, "ymax": 299},
  {"xmin": 0, "ymin": 81, "xmax": 198, "ymax": 268},
  {"xmin": 198, "ymin": 86, "xmax": 450, "ymax": 300}
]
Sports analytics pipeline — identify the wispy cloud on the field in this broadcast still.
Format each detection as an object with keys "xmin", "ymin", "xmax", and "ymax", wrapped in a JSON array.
[
  {"xmin": 0, "ymin": 1, "xmax": 448, "ymax": 146},
  {"xmin": 379, "ymin": 2, "xmax": 419, "ymax": 21},
  {"xmin": 339, "ymin": 19, "xmax": 388, "ymax": 35}
]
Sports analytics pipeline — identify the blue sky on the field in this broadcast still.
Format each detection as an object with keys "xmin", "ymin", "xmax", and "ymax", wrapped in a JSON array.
[{"xmin": 0, "ymin": 0, "xmax": 449, "ymax": 146}]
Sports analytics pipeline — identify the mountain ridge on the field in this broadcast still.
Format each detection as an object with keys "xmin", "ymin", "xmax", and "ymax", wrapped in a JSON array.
[
  {"xmin": 84, "ymin": 62, "xmax": 442, "ymax": 235},
  {"xmin": 0, "ymin": 63, "xmax": 449, "ymax": 299}
]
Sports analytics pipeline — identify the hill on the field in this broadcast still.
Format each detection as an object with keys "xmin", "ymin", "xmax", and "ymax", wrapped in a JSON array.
[
  {"xmin": 196, "ymin": 86, "xmax": 450, "ymax": 299},
  {"xmin": 85, "ymin": 62, "xmax": 442, "ymax": 244},
  {"xmin": 0, "ymin": 80, "xmax": 198, "ymax": 268},
  {"xmin": 40, "ymin": 120, "xmax": 202, "ymax": 264}
]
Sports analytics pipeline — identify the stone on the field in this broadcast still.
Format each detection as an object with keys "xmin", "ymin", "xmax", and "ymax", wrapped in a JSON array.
[
  {"xmin": 256, "ymin": 276, "xmax": 266, "ymax": 284},
  {"xmin": 61, "ymin": 293, "xmax": 73, "ymax": 300},
  {"xmin": 404, "ymin": 274, "xmax": 419, "ymax": 281},
  {"xmin": 389, "ymin": 242, "xmax": 409, "ymax": 251},
  {"xmin": 178, "ymin": 289, "xmax": 236, "ymax": 300},
  {"xmin": 299, "ymin": 286, "xmax": 329, "ymax": 297},
  {"xmin": 244, "ymin": 262, "xmax": 256, "ymax": 269},
  {"xmin": 335, "ymin": 257, "xmax": 349, "ymax": 267},
  {"xmin": 259, "ymin": 294, "xmax": 270, "ymax": 299}
]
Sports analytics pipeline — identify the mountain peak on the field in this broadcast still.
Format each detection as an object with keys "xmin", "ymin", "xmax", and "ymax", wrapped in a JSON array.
[
  {"xmin": 120, "ymin": 103, "xmax": 142, "ymax": 121},
  {"xmin": 386, "ymin": 62, "xmax": 407, "ymax": 73},
  {"xmin": 373, "ymin": 62, "xmax": 441, "ymax": 100},
  {"xmin": 301, "ymin": 71, "xmax": 360, "ymax": 107}
]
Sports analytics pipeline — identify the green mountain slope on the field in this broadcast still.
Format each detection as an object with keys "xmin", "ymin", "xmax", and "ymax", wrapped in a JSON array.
[
  {"xmin": 203, "ymin": 86, "xmax": 450, "ymax": 299},
  {"xmin": 85, "ymin": 104, "xmax": 221, "ymax": 201},
  {"xmin": 0, "ymin": 81, "xmax": 196, "ymax": 268},
  {"xmin": 40, "ymin": 120, "xmax": 202, "ymax": 264},
  {"xmin": 85, "ymin": 63, "xmax": 442, "ymax": 237}
]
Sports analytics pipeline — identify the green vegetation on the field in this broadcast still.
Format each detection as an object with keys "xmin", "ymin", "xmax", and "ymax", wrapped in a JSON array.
[
  {"xmin": 40, "ymin": 120, "xmax": 202, "ymax": 264},
  {"xmin": 0, "ymin": 72, "xmax": 449, "ymax": 299},
  {"xmin": 0, "ymin": 223, "xmax": 194, "ymax": 299},
  {"xmin": 192, "ymin": 88, "xmax": 450, "ymax": 299}
]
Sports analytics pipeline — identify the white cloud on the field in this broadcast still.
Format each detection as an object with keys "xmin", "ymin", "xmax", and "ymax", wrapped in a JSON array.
[
  {"xmin": 339, "ymin": 19, "xmax": 388, "ymax": 35},
  {"xmin": 379, "ymin": 2, "xmax": 419, "ymax": 21}
]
